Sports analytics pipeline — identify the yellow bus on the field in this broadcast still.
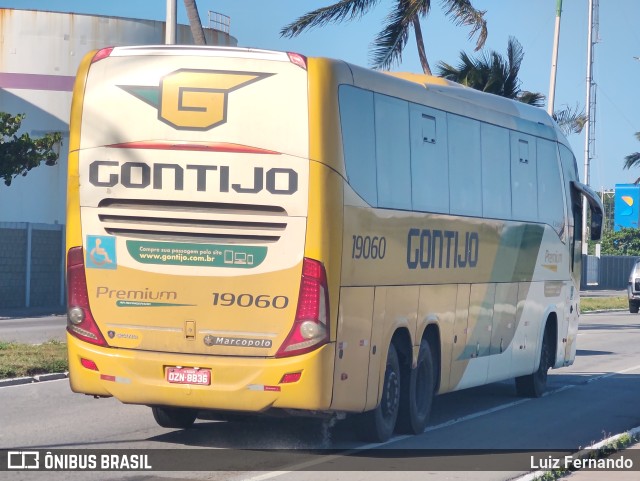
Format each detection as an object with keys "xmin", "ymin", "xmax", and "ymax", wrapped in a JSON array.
[{"xmin": 66, "ymin": 46, "xmax": 603, "ymax": 442}]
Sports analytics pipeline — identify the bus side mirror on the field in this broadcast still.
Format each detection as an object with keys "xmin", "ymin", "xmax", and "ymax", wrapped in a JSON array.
[
  {"xmin": 571, "ymin": 181, "xmax": 604, "ymax": 242},
  {"xmin": 590, "ymin": 209, "xmax": 603, "ymax": 241}
]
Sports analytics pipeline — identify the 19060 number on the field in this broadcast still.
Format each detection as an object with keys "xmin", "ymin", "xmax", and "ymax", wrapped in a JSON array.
[
  {"xmin": 212, "ymin": 292, "xmax": 289, "ymax": 309},
  {"xmin": 352, "ymin": 235, "xmax": 386, "ymax": 259}
]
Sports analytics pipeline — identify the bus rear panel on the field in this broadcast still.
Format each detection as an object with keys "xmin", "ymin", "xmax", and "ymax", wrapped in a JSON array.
[{"xmin": 66, "ymin": 46, "xmax": 337, "ymax": 413}]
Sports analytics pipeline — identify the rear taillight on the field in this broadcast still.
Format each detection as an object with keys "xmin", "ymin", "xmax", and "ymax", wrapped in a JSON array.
[
  {"xmin": 276, "ymin": 258, "xmax": 329, "ymax": 358},
  {"xmin": 91, "ymin": 47, "xmax": 114, "ymax": 63},
  {"xmin": 287, "ymin": 52, "xmax": 307, "ymax": 70},
  {"xmin": 66, "ymin": 247, "xmax": 108, "ymax": 347}
]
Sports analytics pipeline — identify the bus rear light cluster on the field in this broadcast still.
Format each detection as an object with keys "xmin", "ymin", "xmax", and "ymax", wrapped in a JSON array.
[
  {"xmin": 67, "ymin": 247, "xmax": 109, "ymax": 347},
  {"xmin": 91, "ymin": 47, "xmax": 114, "ymax": 63},
  {"xmin": 287, "ymin": 52, "xmax": 307, "ymax": 70},
  {"xmin": 276, "ymin": 258, "xmax": 329, "ymax": 358}
]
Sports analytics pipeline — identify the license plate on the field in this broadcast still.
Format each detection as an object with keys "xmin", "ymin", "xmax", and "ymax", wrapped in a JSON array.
[{"xmin": 166, "ymin": 367, "xmax": 211, "ymax": 386}]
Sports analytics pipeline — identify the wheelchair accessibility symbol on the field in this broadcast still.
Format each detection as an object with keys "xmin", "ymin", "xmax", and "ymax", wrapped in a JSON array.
[{"xmin": 86, "ymin": 236, "xmax": 117, "ymax": 269}]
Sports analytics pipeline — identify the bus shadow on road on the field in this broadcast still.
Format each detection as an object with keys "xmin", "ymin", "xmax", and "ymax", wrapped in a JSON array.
[
  {"xmin": 147, "ymin": 381, "xmax": 526, "ymax": 449},
  {"xmin": 148, "ymin": 414, "xmax": 356, "ymax": 449},
  {"xmin": 145, "ymin": 372, "xmax": 640, "ymax": 451},
  {"xmin": 576, "ymin": 349, "xmax": 614, "ymax": 356}
]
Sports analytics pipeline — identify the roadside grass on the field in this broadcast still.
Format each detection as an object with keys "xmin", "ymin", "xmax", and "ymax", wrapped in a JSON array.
[
  {"xmin": 580, "ymin": 296, "xmax": 627, "ymax": 312},
  {"xmin": 0, "ymin": 340, "xmax": 68, "ymax": 379}
]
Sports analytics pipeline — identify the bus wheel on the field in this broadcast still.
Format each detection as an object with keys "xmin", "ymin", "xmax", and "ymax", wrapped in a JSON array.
[
  {"xmin": 151, "ymin": 406, "xmax": 197, "ymax": 429},
  {"xmin": 356, "ymin": 343, "xmax": 401, "ymax": 443},
  {"xmin": 629, "ymin": 301, "xmax": 639, "ymax": 314},
  {"xmin": 396, "ymin": 340, "xmax": 435, "ymax": 434},
  {"xmin": 515, "ymin": 328, "xmax": 552, "ymax": 398}
]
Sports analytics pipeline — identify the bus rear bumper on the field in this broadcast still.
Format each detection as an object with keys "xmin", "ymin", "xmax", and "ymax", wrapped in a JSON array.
[{"xmin": 67, "ymin": 333, "xmax": 335, "ymax": 413}]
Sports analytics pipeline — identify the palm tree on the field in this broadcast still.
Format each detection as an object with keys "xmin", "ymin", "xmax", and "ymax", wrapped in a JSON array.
[
  {"xmin": 183, "ymin": 0, "xmax": 206, "ymax": 45},
  {"xmin": 280, "ymin": 0, "xmax": 488, "ymax": 75},
  {"xmin": 623, "ymin": 132, "xmax": 640, "ymax": 170},
  {"xmin": 437, "ymin": 37, "xmax": 586, "ymax": 135},
  {"xmin": 438, "ymin": 37, "xmax": 543, "ymax": 105}
]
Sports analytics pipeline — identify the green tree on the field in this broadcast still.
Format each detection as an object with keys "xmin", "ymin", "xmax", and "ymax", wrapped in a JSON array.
[
  {"xmin": 0, "ymin": 113, "xmax": 62, "ymax": 186},
  {"xmin": 281, "ymin": 0, "xmax": 488, "ymax": 75},
  {"xmin": 623, "ymin": 132, "xmax": 640, "ymax": 171},
  {"xmin": 437, "ymin": 37, "xmax": 586, "ymax": 136},
  {"xmin": 600, "ymin": 227, "xmax": 640, "ymax": 256}
]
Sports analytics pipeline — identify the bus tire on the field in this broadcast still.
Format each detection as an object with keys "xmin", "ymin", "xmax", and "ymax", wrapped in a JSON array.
[
  {"xmin": 629, "ymin": 301, "xmax": 639, "ymax": 314},
  {"xmin": 396, "ymin": 340, "xmax": 435, "ymax": 435},
  {"xmin": 151, "ymin": 406, "xmax": 197, "ymax": 429},
  {"xmin": 515, "ymin": 327, "xmax": 552, "ymax": 398},
  {"xmin": 356, "ymin": 343, "xmax": 401, "ymax": 443}
]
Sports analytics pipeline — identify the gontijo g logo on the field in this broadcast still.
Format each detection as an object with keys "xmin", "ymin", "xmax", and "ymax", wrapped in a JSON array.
[{"xmin": 119, "ymin": 69, "xmax": 274, "ymax": 130}]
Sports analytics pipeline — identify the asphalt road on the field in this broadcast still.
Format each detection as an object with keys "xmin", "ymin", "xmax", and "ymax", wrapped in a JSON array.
[
  {"xmin": 0, "ymin": 315, "xmax": 66, "ymax": 344},
  {"xmin": 2, "ymin": 310, "xmax": 640, "ymax": 480}
]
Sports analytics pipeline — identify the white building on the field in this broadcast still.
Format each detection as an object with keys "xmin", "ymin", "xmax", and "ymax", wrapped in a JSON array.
[
  {"xmin": 0, "ymin": 9, "xmax": 237, "ymax": 309},
  {"xmin": 0, "ymin": 8, "xmax": 238, "ymax": 224}
]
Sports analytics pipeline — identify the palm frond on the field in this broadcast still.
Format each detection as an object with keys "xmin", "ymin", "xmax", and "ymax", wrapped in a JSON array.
[
  {"xmin": 517, "ymin": 91, "xmax": 545, "ymax": 107},
  {"xmin": 504, "ymin": 37, "xmax": 524, "ymax": 99},
  {"xmin": 624, "ymin": 153, "xmax": 640, "ymax": 170},
  {"xmin": 369, "ymin": 0, "xmax": 423, "ymax": 70},
  {"xmin": 483, "ymin": 51, "xmax": 507, "ymax": 95},
  {"xmin": 623, "ymin": 132, "xmax": 640, "ymax": 169},
  {"xmin": 413, "ymin": 0, "xmax": 432, "ymax": 16},
  {"xmin": 280, "ymin": 0, "xmax": 381, "ymax": 37},
  {"xmin": 552, "ymin": 104, "xmax": 587, "ymax": 135},
  {"xmin": 436, "ymin": 51, "xmax": 476, "ymax": 84},
  {"xmin": 442, "ymin": 0, "xmax": 487, "ymax": 51},
  {"xmin": 435, "ymin": 61, "xmax": 459, "ymax": 79}
]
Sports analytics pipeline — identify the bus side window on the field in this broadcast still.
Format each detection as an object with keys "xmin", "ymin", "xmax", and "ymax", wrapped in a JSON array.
[
  {"xmin": 511, "ymin": 133, "xmax": 538, "ymax": 222},
  {"xmin": 481, "ymin": 123, "xmax": 511, "ymax": 219},
  {"xmin": 339, "ymin": 85, "xmax": 378, "ymax": 206},
  {"xmin": 447, "ymin": 114, "xmax": 482, "ymax": 217},
  {"xmin": 537, "ymin": 139, "xmax": 565, "ymax": 236},
  {"xmin": 374, "ymin": 93, "xmax": 411, "ymax": 210},
  {"xmin": 559, "ymin": 144, "xmax": 582, "ymax": 273},
  {"xmin": 410, "ymin": 104, "xmax": 449, "ymax": 214}
]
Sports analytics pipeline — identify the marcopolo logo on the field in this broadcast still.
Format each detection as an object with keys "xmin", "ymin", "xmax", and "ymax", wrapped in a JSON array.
[
  {"xmin": 119, "ymin": 69, "xmax": 274, "ymax": 130},
  {"xmin": 204, "ymin": 335, "xmax": 272, "ymax": 349}
]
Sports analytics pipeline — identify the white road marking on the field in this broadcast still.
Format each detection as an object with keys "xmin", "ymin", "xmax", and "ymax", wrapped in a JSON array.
[{"xmin": 0, "ymin": 378, "xmax": 68, "ymax": 388}]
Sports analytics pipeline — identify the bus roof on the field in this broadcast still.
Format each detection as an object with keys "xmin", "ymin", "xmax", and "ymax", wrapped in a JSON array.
[
  {"xmin": 106, "ymin": 45, "xmax": 291, "ymax": 62},
  {"xmin": 98, "ymin": 46, "xmax": 567, "ymax": 145},
  {"xmin": 343, "ymin": 63, "xmax": 560, "ymax": 141}
]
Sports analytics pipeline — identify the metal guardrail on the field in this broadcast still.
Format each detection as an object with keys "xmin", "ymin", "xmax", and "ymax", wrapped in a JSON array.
[{"xmin": 208, "ymin": 11, "xmax": 230, "ymax": 34}]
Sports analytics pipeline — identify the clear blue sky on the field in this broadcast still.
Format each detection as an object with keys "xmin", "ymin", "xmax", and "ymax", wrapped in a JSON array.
[{"xmin": 1, "ymin": 0, "xmax": 639, "ymax": 190}]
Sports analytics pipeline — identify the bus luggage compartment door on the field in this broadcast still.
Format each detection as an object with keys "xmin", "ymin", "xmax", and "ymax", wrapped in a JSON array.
[{"xmin": 331, "ymin": 287, "xmax": 375, "ymax": 411}]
